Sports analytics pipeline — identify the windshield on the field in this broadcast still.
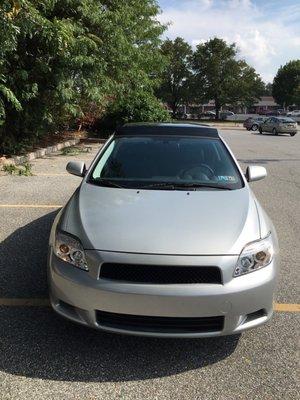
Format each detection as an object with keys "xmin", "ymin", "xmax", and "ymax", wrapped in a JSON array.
[
  {"xmin": 89, "ymin": 136, "xmax": 244, "ymax": 190},
  {"xmin": 278, "ymin": 118, "xmax": 295, "ymax": 123}
]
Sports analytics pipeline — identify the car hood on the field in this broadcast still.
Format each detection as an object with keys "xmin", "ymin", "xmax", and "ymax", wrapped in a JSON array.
[{"xmin": 62, "ymin": 183, "xmax": 260, "ymax": 255}]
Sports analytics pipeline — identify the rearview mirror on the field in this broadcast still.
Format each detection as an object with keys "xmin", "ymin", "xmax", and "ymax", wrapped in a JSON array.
[
  {"xmin": 246, "ymin": 165, "xmax": 267, "ymax": 182},
  {"xmin": 66, "ymin": 161, "xmax": 86, "ymax": 177}
]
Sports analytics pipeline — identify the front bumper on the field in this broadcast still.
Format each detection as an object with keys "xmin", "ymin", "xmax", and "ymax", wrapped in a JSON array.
[
  {"xmin": 48, "ymin": 249, "xmax": 277, "ymax": 338},
  {"xmin": 278, "ymin": 126, "xmax": 297, "ymax": 133}
]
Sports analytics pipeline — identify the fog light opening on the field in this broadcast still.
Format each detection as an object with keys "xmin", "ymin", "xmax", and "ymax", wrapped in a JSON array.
[
  {"xmin": 58, "ymin": 300, "xmax": 78, "ymax": 317},
  {"xmin": 243, "ymin": 309, "xmax": 267, "ymax": 324}
]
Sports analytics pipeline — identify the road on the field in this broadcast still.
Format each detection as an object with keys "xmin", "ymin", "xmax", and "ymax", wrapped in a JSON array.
[{"xmin": 0, "ymin": 129, "xmax": 299, "ymax": 399}]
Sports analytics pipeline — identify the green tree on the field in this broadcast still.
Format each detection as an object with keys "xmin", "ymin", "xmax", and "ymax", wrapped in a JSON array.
[
  {"xmin": 0, "ymin": 1, "xmax": 22, "ymax": 124},
  {"xmin": 0, "ymin": 0, "xmax": 168, "ymax": 154},
  {"xmin": 191, "ymin": 38, "xmax": 264, "ymax": 119},
  {"xmin": 272, "ymin": 60, "xmax": 300, "ymax": 108},
  {"xmin": 0, "ymin": 0, "xmax": 110, "ymax": 152},
  {"xmin": 99, "ymin": 0, "xmax": 169, "ymax": 127},
  {"xmin": 263, "ymin": 82, "xmax": 273, "ymax": 96},
  {"xmin": 102, "ymin": 91, "xmax": 170, "ymax": 130},
  {"xmin": 227, "ymin": 60, "xmax": 265, "ymax": 110},
  {"xmin": 156, "ymin": 37, "xmax": 193, "ymax": 115}
]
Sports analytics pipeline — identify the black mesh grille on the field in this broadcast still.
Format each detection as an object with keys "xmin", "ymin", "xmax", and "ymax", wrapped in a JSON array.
[
  {"xmin": 100, "ymin": 263, "xmax": 222, "ymax": 284},
  {"xmin": 97, "ymin": 311, "xmax": 224, "ymax": 333}
]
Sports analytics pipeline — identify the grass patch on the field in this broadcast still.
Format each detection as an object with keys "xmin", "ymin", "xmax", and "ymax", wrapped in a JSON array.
[
  {"xmin": 61, "ymin": 146, "xmax": 92, "ymax": 156},
  {"xmin": 2, "ymin": 162, "xmax": 33, "ymax": 176}
]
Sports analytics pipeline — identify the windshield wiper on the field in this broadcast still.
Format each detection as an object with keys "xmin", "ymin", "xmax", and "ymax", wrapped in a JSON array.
[
  {"xmin": 138, "ymin": 182, "xmax": 176, "ymax": 190},
  {"xmin": 139, "ymin": 182, "xmax": 232, "ymax": 190},
  {"xmin": 91, "ymin": 178, "xmax": 126, "ymax": 188},
  {"xmin": 169, "ymin": 182, "xmax": 233, "ymax": 190},
  {"xmin": 91, "ymin": 179, "xmax": 232, "ymax": 191}
]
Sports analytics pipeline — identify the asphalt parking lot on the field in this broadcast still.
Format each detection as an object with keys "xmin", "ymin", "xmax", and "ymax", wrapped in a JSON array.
[{"xmin": 0, "ymin": 128, "xmax": 299, "ymax": 399}]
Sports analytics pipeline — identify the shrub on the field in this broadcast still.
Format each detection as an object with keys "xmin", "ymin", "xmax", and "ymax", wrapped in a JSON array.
[{"xmin": 100, "ymin": 92, "xmax": 171, "ymax": 132}]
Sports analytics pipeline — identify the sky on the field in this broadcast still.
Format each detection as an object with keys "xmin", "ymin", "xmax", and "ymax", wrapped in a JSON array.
[{"xmin": 158, "ymin": 0, "xmax": 300, "ymax": 82}]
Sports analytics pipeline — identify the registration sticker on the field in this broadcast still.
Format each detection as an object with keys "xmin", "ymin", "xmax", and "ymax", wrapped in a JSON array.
[{"xmin": 217, "ymin": 175, "xmax": 236, "ymax": 182}]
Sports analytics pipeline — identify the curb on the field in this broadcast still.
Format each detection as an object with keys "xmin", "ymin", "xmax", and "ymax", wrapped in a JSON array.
[
  {"xmin": 217, "ymin": 126, "xmax": 244, "ymax": 130},
  {"xmin": 81, "ymin": 138, "xmax": 107, "ymax": 144},
  {"xmin": 1, "ymin": 138, "xmax": 81, "ymax": 166},
  {"xmin": 206, "ymin": 124, "xmax": 243, "ymax": 129}
]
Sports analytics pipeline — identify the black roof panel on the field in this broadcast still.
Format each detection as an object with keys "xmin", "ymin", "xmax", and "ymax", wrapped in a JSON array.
[{"xmin": 115, "ymin": 123, "xmax": 219, "ymax": 138}]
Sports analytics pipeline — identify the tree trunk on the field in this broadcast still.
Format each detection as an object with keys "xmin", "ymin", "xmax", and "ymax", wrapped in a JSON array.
[
  {"xmin": 171, "ymin": 101, "xmax": 178, "ymax": 117},
  {"xmin": 215, "ymin": 99, "xmax": 221, "ymax": 120}
]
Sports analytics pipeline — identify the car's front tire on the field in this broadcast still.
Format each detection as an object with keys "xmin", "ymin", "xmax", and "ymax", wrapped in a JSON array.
[
  {"xmin": 290, "ymin": 132, "xmax": 296, "ymax": 137},
  {"xmin": 259, "ymin": 127, "xmax": 263, "ymax": 134},
  {"xmin": 251, "ymin": 124, "xmax": 258, "ymax": 131}
]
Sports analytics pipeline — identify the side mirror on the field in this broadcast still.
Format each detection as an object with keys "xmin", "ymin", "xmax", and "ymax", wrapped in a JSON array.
[
  {"xmin": 66, "ymin": 161, "xmax": 86, "ymax": 177},
  {"xmin": 245, "ymin": 165, "xmax": 267, "ymax": 182}
]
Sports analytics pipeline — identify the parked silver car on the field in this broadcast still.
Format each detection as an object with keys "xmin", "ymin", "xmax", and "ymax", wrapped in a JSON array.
[
  {"xmin": 243, "ymin": 116, "xmax": 266, "ymax": 131},
  {"xmin": 259, "ymin": 117, "xmax": 297, "ymax": 136},
  {"xmin": 220, "ymin": 110, "xmax": 235, "ymax": 120},
  {"xmin": 198, "ymin": 111, "xmax": 216, "ymax": 120},
  {"xmin": 48, "ymin": 123, "xmax": 279, "ymax": 338},
  {"xmin": 287, "ymin": 110, "xmax": 300, "ymax": 117}
]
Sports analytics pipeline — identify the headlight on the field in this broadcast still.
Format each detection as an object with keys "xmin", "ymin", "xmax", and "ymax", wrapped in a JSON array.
[
  {"xmin": 54, "ymin": 231, "xmax": 88, "ymax": 271},
  {"xmin": 234, "ymin": 233, "xmax": 274, "ymax": 277}
]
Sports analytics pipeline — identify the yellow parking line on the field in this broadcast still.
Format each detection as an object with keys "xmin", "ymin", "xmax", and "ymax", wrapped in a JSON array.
[
  {"xmin": 0, "ymin": 299, "xmax": 299, "ymax": 312},
  {"xmin": 0, "ymin": 204, "xmax": 61, "ymax": 208},
  {"xmin": 273, "ymin": 303, "xmax": 300, "ymax": 312}
]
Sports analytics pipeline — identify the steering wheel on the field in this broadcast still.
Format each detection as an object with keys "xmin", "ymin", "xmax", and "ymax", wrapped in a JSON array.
[{"xmin": 179, "ymin": 163, "xmax": 215, "ymax": 180}]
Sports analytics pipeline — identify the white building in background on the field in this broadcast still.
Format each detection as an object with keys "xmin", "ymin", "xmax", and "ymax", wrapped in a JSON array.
[{"xmin": 180, "ymin": 96, "xmax": 282, "ymax": 115}]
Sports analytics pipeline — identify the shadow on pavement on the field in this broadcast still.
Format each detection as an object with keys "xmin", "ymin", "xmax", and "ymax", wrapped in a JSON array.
[
  {"xmin": 0, "ymin": 307, "xmax": 240, "ymax": 382},
  {"xmin": 250, "ymin": 131, "xmax": 297, "ymax": 137},
  {"xmin": 0, "ymin": 212, "xmax": 240, "ymax": 382},
  {"xmin": 238, "ymin": 158, "xmax": 300, "ymax": 164},
  {"xmin": 0, "ymin": 210, "xmax": 59, "ymax": 298}
]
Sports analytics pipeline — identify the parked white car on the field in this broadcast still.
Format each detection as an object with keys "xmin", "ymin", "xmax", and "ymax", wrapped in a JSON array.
[
  {"xmin": 287, "ymin": 110, "xmax": 300, "ymax": 117},
  {"xmin": 220, "ymin": 111, "xmax": 235, "ymax": 120}
]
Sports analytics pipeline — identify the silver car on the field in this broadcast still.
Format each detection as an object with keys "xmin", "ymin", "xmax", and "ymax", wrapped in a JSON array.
[
  {"xmin": 243, "ymin": 116, "xmax": 266, "ymax": 131},
  {"xmin": 48, "ymin": 123, "xmax": 279, "ymax": 338},
  {"xmin": 259, "ymin": 117, "xmax": 297, "ymax": 136},
  {"xmin": 219, "ymin": 110, "xmax": 235, "ymax": 120},
  {"xmin": 287, "ymin": 110, "xmax": 300, "ymax": 117}
]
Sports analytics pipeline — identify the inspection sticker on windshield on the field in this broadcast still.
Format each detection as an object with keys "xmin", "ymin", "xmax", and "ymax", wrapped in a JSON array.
[{"xmin": 217, "ymin": 175, "xmax": 236, "ymax": 182}]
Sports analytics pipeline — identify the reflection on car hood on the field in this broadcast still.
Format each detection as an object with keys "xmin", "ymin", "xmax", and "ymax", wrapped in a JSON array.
[{"xmin": 62, "ymin": 184, "xmax": 260, "ymax": 255}]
